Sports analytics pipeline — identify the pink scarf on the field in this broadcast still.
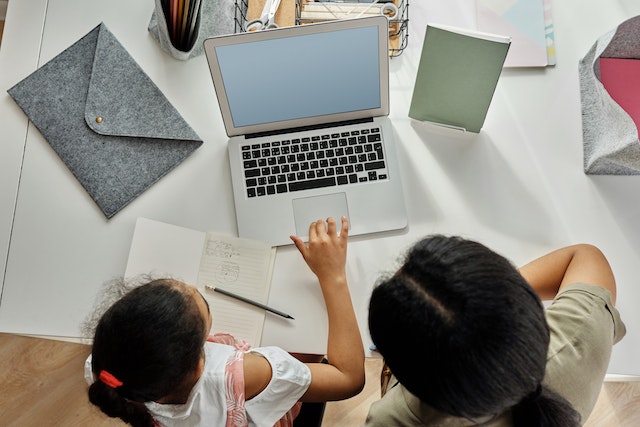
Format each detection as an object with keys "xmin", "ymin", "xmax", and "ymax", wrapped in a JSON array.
[{"xmin": 207, "ymin": 334, "xmax": 302, "ymax": 427}]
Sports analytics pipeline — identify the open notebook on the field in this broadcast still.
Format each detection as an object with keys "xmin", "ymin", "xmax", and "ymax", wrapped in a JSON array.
[{"xmin": 124, "ymin": 218, "xmax": 276, "ymax": 345}]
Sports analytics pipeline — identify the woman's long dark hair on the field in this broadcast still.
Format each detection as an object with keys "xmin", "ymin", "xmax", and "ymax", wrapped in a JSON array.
[
  {"xmin": 369, "ymin": 235, "xmax": 580, "ymax": 426},
  {"xmin": 88, "ymin": 279, "xmax": 207, "ymax": 427}
]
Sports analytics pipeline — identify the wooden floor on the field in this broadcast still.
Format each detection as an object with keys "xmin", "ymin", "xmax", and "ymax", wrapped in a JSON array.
[
  {"xmin": 0, "ymin": 0, "xmax": 5, "ymax": 43},
  {"xmin": 0, "ymin": 334, "xmax": 639, "ymax": 426}
]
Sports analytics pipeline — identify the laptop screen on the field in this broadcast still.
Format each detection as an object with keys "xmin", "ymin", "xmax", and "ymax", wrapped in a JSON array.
[{"xmin": 204, "ymin": 16, "xmax": 390, "ymax": 137}]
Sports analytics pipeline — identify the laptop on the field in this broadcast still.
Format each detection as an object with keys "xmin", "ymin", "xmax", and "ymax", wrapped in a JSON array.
[{"xmin": 203, "ymin": 16, "xmax": 407, "ymax": 246}]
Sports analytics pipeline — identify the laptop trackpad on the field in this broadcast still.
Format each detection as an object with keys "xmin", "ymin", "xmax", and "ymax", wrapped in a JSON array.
[{"xmin": 292, "ymin": 193, "xmax": 350, "ymax": 237}]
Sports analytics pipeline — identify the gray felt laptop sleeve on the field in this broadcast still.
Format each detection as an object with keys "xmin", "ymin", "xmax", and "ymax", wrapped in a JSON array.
[{"xmin": 8, "ymin": 23, "xmax": 203, "ymax": 218}]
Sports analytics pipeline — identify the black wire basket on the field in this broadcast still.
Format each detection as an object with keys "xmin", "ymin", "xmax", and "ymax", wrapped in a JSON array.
[
  {"xmin": 233, "ymin": 0, "xmax": 408, "ymax": 57},
  {"xmin": 233, "ymin": 0, "xmax": 249, "ymax": 32}
]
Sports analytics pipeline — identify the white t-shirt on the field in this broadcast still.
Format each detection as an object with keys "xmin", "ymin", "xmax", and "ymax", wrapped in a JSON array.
[{"xmin": 85, "ymin": 341, "xmax": 312, "ymax": 427}]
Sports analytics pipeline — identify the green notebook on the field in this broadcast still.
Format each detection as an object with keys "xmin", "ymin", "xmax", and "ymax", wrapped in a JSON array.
[{"xmin": 409, "ymin": 24, "xmax": 511, "ymax": 133}]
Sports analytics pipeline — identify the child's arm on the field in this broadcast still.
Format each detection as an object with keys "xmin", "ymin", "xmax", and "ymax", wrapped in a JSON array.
[
  {"xmin": 518, "ymin": 244, "xmax": 616, "ymax": 303},
  {"xmin": 290, "ymin": 216, "xmax": 365, "ymax": 401}
]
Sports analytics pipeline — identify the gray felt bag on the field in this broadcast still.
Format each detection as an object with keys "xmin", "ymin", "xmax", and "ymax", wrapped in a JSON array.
[
  {"xmin": 8, "ymin": 23, "xmax": 203, "ymax": 218},
  {"xmin": 579, "ymin": 15, "xmax": 640, "ymax": 175},
  {"xmin": 148, "ymin": 0, "xmax": 246, "ymax": 60}
]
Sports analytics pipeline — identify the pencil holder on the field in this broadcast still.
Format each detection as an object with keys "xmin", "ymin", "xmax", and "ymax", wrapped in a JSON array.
[{"xmin": 148, "ymin": 0, "xmax": 248, "ymax": 60}]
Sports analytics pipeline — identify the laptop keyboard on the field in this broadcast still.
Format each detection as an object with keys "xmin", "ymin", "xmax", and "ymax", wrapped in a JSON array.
[{"xmin": 241, "ymin": 127, "xmax": 388, "ymax": 198}]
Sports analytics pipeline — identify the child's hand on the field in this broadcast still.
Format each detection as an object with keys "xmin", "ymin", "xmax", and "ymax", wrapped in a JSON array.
[
  {"xmin": 290, "ymin": 216, "xmax": 348, "ymax": 285},
  {"xmin": 291, "ymin": 217, "xmax": 365, "ymax": 402}
]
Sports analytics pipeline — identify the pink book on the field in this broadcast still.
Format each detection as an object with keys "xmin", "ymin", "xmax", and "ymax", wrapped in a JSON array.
[{"xmin": 600, "ymin": 57, "xmax": 640, "ymax": 138}]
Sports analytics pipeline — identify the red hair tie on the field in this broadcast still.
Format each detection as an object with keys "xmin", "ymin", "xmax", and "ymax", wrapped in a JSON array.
[{"xmin": 99, "ymin": 370, "xmax": 123, "ymax": 389}]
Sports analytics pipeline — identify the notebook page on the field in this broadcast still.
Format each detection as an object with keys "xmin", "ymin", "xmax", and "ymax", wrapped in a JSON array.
[
  {"xmin": 197, "ymin": 232, "xmax": 276, "ymax": 346},
  {"xmin": 124, "ymin": 217, "xmax": 205, "ymax": 284}
]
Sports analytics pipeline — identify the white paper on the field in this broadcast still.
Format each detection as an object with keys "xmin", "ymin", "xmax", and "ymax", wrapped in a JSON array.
[
  {"xmin": 124, "ymin": 218, "xmax": 205, "ymax": 283},
  {"xmin": 197, "ymin": 232, "xmax": 276, "ymax": 344}
]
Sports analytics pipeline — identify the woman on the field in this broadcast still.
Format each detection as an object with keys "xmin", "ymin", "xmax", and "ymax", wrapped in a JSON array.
[{"xmin": 366, "ymin": 235, "xmax": 625, "ymax": 426}]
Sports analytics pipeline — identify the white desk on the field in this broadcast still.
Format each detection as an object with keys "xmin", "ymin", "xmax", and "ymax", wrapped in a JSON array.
[{"xmin": 2, "ymin": 0, "xmax": 640, "ymax": 375}]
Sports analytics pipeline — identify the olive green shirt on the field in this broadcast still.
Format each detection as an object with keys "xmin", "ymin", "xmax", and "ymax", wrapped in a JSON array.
[{"xmin": 364, "ymin": 283, "xmax": 626, "ymax": 426}]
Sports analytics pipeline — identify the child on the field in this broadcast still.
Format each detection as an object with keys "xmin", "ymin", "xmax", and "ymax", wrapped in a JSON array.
[{"xmin": 85, "ymin": 217, "xmax": 364, "ymax": 427}]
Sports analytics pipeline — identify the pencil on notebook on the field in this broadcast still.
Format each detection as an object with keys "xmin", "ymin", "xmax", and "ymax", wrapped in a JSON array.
[{"xmin": 204, "ymin": 285, "xmax": 294, "ymax": 320}]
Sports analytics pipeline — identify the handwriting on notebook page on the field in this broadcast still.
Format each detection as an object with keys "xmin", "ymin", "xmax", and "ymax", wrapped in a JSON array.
[{"xmin": 197, "ymin": 233, "xmax": 276, "ymax": 345}]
